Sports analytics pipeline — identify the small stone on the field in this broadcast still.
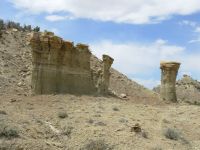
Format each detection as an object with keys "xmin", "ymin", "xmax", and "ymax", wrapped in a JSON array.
[
  {"xmin": 17, "ymin": 82, "xmax": 23, "ymax": 87},
  {"xmin": 131, "ymin": 123, "xmax": 142, "ymax": 133},
  {"xmin": 120, "ymin": 93, "xmax": 127, "ymax": 99},
  {"xmin": 0, "ymin": 110, "xmax": 7, "ymax": 115},
  {"xmin": 10, "ymin": 98, "xmax": 16, "ymax": 102},
  {"xmin": 119, "ymin": 118, "xmax": 128, "ymax": 123},
  {"xmin": 95, "ymin": 121, "xmax": 106, "ymax": 126}
]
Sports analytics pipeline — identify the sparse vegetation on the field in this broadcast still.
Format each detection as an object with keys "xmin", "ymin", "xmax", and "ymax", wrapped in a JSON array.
[
  {"xmin": 152, "ymin": 147, "xmax": 162, "ymax": 150},
  {"xmin": 80, "ymin": 139, "xmax": 113, "ymax": 150},
  {"xmin": 112, "ymin": 107, "xmax": 119, "ymax": 111},
  {"xmin": 62, "ymin": 126, "xmax": 73, "ymax": 137},
  {"xmin": 0, "ymin": 123, "xmax": 19, "ymax": 139},
  {"xmin": 194, "ymin": 101, "xmax": 200, "ymax": 106},
  {"xmin": 58, "ymin": 111, "xmax": 68, "ymax": 119},
  {"xmin": 95, "ymin": 121, "xmax": 106, "ymax": 126},
  {"xmin": 0, "ymin": 141, "xmax": 23, "ymax": 150},
  {"xmin": 87, "ymin": 119, "xmax": 94, "ymax": 124},
  {"xmin": 118, "ymin": 118, "xmax": 128, "ymax": 123},
  {"xmin": 0, "ymin": 18, "xmax": 40, "ymax": 33},
  {"xmin": 164, "ymin": 128, "xmax": 180, "ymax": 140},
  {"xmin": 186, "ymin": 101, "xmax": 200, "ymax": 106},
  {"xmin": 0, "ymin": 19, "xmax": 4, "ymax": 30},
  {"xmin": 141, "ymin": 131, "xmax": 148, "ymax": 139},
  {"xmin": 33, "ymin": 26, "xmax": 40, "ymax": 32},
  {"xmin": 0, "ymin": 110, "xmax": 7, "ymax": 115}
]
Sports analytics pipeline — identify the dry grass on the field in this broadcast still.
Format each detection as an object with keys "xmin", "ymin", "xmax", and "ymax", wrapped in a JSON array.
[
  {"xmin": 80, "ymin": 139, "xmax": 113, "ymax": 150},
  {"xmin": 164, "ymin": 128, "xmax": 180, "ymax": 140}
]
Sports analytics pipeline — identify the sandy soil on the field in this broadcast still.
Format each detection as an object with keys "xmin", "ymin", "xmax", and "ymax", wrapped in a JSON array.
[{"xmin": 0, "ymin": 94, "xmax": 200, "ymax": 150}]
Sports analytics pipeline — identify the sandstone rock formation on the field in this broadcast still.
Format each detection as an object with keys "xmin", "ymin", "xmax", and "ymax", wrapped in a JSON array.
[
  {"xmin": 160, "ymin": 61, "xmax": 180, "ymax": 102},
  {"xmin": 176, "ymin": 74, "xmax": 200, "ymax": 103},
  {"xmin": 99, "ymin": 55, "xmax": 114, "ymax": 94},
  {"xmin": 30, "ymin": 31, "xmax": 113, "ymax": 95},
  {"xmin": 0, "ymin": 29, "xmax": 159, "ymax": 103},
  {"xmin": 154, "ymin": 74, "xmax": 200, "ymax": 103}
]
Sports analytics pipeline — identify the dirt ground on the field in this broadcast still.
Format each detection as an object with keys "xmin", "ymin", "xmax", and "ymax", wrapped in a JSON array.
[{"xmin": 0, "ymin": 94, "xmax": 200, "ymax": 150}]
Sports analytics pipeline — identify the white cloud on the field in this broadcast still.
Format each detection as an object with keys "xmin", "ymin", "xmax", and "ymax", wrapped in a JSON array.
[
  {"xmin": 45, "ymin": 15, "xmax": 74, "ymax": 22},
  {"xmin": 179, "ymin": 20, "xmax": 197, "ymax": 27},
  {"xmin": 91, "ymin": 39, "xmax": 184, "ymax": 75},
  {"xmin": 179, "ymin": 20, "xmax": 200, "ymax": 43},
  {"xmin": 195, "ymin": 27, "xmax": 200, "ymax": 33},
  {"xmin": 10, "ymin": 0, "xmax": 200, "ymax": 24},
  {"xmin": 189, "ymin": 38, "xmax": 200, "ymax": 43},
  {"xmin": 91, "ymin": 39, "xmax": 200, "ymax": 88},
  {"xmin": 45, "ymin": 15, "xmax": 66, "ymax": 21}
]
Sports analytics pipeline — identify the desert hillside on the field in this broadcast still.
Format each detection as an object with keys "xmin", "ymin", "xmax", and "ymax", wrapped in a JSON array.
[
  {"xmin": 0, "ymin": 26, "xmax": 200, "ymax": 150},
  {"xmin": 0, "ymin": 29, "xmax": 159, "ymax": 103}
]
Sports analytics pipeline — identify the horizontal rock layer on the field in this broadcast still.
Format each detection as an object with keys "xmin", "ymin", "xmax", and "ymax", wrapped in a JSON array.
[{"xmin": 30, "ymin": 32, "xmax": 113, "ymax": 95}]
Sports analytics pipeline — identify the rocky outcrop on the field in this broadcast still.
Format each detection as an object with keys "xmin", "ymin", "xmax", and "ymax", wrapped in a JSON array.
[
  {"xmin": 99, "ymin": 55, "xmax": 114, "ymax": 94},
  {"xmin": 160, "ymin": 61, "xmax": 180, "ymax": 102},
  {"xmin": 154, "ymin": 74, "xmax": 200, "ymax": 103},
  {"xmin": 30, "ymin": 31, "xmax": 113, "ymax": 95},
  {"xmin": 176, "ymin": 75, "xmax": 200, "ymax": 103}
]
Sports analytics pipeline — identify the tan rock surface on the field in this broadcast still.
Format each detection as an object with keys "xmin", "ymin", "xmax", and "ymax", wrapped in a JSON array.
[
  {"xmin": 30, "ymin": 32, "xmax": 114, "ymax": 95},
  {"xmin": 160, "ymin": 61, "xmax": 180, "ymax": 102}
]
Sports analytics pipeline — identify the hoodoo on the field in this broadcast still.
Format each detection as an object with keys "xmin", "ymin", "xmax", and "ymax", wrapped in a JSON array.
[{"xmin": 160, "ymin": 61, "xmax": 181, "ymax": 102}]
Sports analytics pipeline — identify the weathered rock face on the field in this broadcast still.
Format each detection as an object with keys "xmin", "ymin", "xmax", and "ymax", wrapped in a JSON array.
[
  {"xmin": 160, "ymin": 61, "xmax": 180, "ymax": 102},
  {"xmin": 176, "ymin": 75, "xmax": 200, "ymax": 103},
  {"xmin": 100, "ymin": 55, "xmax": 114, "ymax": 94},
  {"xmin": 30, "ymin": 32, "xmax": 113, "ymax": 95}
]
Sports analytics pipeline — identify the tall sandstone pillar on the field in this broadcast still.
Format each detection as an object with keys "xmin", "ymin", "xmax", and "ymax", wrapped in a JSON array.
[
  {"xmin": 160, "ymin": 61, "xmax": 181, "ymax": 102},
  {"xmin": 100, "ymin": 55, "xmax": 114, "ymax": 94}
]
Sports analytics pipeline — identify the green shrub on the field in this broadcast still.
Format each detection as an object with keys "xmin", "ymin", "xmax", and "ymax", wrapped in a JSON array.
[
  {"xmin": 0, "ymin": 123, "xmax": 19, "ymax": 139},
  {"xmin": 164, "ymin": 128, "xmax": 179, "ymax": 140}
]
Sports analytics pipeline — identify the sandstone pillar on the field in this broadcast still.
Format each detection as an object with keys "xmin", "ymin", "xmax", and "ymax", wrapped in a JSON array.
[
  {"xmin": 100, "ymin": 55, "xmax": 114, "ymax": 94},
  {"xmin": 160, "ymin": 61, "xmax": 181, "ymax": 102}
]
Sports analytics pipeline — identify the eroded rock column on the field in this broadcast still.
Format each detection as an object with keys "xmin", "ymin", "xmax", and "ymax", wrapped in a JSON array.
[
  {"xmin": 100, "ymin": 54, "xmax": 114, "ymax": 94},
  {"xmin": 160, "ymin": 61, "xmax": 181, "ymax": 102}
]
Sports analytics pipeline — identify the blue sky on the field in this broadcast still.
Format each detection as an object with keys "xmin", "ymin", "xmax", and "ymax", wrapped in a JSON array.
[{"xmin": 1, "ymin": 0, "xmax": 200, "ymax": 88}]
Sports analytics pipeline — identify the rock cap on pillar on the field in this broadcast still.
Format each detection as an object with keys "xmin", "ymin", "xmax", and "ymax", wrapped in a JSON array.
[
  {"xmin": 102, "ymin": 54, "xmax": 114, "ymax": 64},
  {"xmin": 160, "ymin": 61, "xmax": 181, "ymax": 70}
]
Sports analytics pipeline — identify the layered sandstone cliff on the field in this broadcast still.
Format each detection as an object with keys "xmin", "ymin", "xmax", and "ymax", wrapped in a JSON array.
[{"xmin": 30, "ymin": 32, "xmax": 113, "ymax": 95}]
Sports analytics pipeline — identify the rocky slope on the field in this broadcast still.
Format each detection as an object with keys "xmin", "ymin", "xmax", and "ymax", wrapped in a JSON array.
[
  {"xmin": 176, "ymin": 75, "xmax": 200, "ymax": 103},
  {"xmin": 0, "ymin": 29, "xmax": 159, "ymax": 103}
]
